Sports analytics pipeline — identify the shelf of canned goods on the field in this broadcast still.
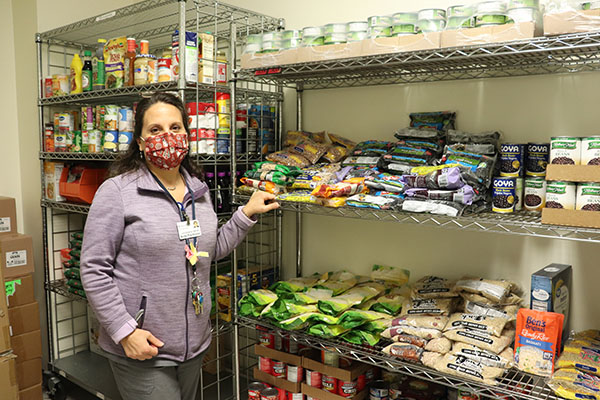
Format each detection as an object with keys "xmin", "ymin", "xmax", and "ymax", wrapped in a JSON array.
[
  {"xmin": 238, "ymin": 31, "xmax": 600, "ymax": 89},
  {"xmin": 238, "ymin": 316, "xmax": 561, "ymax": 400}
]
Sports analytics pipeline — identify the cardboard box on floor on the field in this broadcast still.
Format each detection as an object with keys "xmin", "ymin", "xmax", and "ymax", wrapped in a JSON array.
[
  {"xmin": 16, "ymin": 357, "xmax": 41, "ymax": 390},
  {"xmin": 11, "ymin": 330, "xmax": 42, "ymax": 363},
  {"xmin": 8, "ymin": 302, "xmax": 40, "ymax": 336},
  {"xmin": 546, "ymin": 165, "xmax": 600, "ymax": 182},
  {"xmin": 18, "ymin": 383, "xmax": 42, "ymax": 400},
  {"xmin": 0, "ymin": 197, "xmax": 17, "ymax": 236},
  {"xmin": 441, "ymin": 22, "xmax": 539, "ymax": 48},
  {"xmin": 5, "ymin": 274, "xmax": 35, "ymax": 308},
  {"xmin": 544, "ymin": 9, "xmax": 600, "ymax": 36},
  {"xmin": 0, "ymin": 234, "xmax": 34, "ymax": 279},
  {"xmin": 0, "ymin": 352, "xmax": 19, "ymax": 400}
]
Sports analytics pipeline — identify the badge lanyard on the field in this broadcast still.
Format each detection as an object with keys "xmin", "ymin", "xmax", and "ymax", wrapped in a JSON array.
[{"xmin": 149, "ymin": 171, "xmax": 206, "ymax": 315}]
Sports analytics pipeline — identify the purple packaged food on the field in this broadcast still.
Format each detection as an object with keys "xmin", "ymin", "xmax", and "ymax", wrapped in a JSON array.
[
  {"xmin": 402, "ymin": 167, "xmax": 464, "ymax": 190},
  {"xmin": 404, "ymin": 185, "xmax": 475, "ymax": 205}
]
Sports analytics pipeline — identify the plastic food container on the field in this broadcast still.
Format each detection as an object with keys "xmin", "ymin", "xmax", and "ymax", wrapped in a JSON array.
[
  {"xmin": 418, "ymin": 19, "xmax": 447, "ymax": 32},
  {"xmin": 446, "ymin": 16, "xmax": 475, "ymax": 29},
  {"xmin": 447, "ymin": 5, "xmax": 474, "ymax": 17},
  {"xmin": 392, "ymin": 12, "xmax": 418, "ymax": 24},
  {"xmin": 302, "ymin": 26, "xmax": 323, "ymax": 37},
  {"xmin": 393, "ymin": 24, "xmax": 418, "ymax": 35},
  {"xmin": 281, "ymin": 30, "xmax": 301, "ymax": 40},
  {"xmin": 280, "ymin": 38, "xmax": 302, "ymax": 49},
  {"xmin": 246, "ymin": 34, "xmax": 262, "ymax": 45},
  {"xmin": 262, "ymin": 32, "xmax": 276, "ymax": 42},
  {"xmin": 347, "ymin": 31, "xmax": 368, "ymax": 42},
  {"xmin": 477, "ymin": 0, "xmax": 508, "ymax": 13},
  {"xmin": 324, "ymin": 32, "xmax": 347, "ymax": 44},
  {"xmin": 302, "ymin": 36, "xmax": 325, "ymax": 46},
  {"xmin": 509, "ymin": 0, "xmax": 539, "ymax": 8},
  {"xmin": 261, "ymin": 40, "xmax": 279, "ymax": 51},
  {"xmin": 324, "ymin": 23, "xmax": 348, "ymax": 34},
  {"xmin": 507, "ymin": 7, "xmax": 539, "ymax": 22},
  {"xmin": 348, "ymin": 21, "xmax": 368, "ymax": 32},
  {"xmin": 418, "ymin": 8, "xmax": 447, "ymax": 20},
  {"xmin": 243, "ymin": 43, "xmax": 261, "ymax": 54},
  {"xmin": 368, "ymin": 26, "xmax": 392, "ymax": 38},
  {"xmin": 475, "ymin": 14, "xmax": 508, "ymax": 26},
  {"xmin": 368, "ymin": 15, "xmax": 393, "ymax": 27}
]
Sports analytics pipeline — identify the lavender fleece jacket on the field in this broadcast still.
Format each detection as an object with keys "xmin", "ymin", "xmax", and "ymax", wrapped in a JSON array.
[{"xmin": 80, "ymin": 166, "xmax": 255, "ymax": 362}]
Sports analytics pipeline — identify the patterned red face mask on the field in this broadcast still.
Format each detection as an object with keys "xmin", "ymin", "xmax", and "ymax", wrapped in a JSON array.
[{"xmin": 142, "ymin": 131, "xmax": 189, "ymax": 170}]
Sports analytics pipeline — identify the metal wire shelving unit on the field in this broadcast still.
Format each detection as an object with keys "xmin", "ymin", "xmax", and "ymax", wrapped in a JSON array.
[{"xmin": 36, "ymin": 1, "xmax": 283, "ymax": 399}]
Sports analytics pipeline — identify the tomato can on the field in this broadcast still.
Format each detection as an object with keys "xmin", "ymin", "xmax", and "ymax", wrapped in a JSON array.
[
  {"xmin": 44, "ymin": 123, "xmax": 55, "ymax": 152},
  {"xmin": 272, "ymin": 361, "xmax": 286, "ymax": 378},
  {"xmin": 287, "ymin": 365, "xmax": 303, "ymax": 383},
  {"xmin": 305, "ymin": 369, "xmax": 322, "ymax": 388},
  {"xmin": 276, "ymin": 388, "xmax": 286, "ymax": 400},
  {"xmin": 259, "ymin": 356, "xmax": 273, "ymax": 374},
  {"xmin": 261, "ymin": 388, "xmax": 279, "ymax": 400},
  {"xmin": 287, "ymin": 392, "xmax": 304, "ymax": 400},
  {"xmin": 259, "ymin": 328, "xmax": 275, "ymax": 349},
  {"xmin": 158, "ymin": 57, "xmax": 172, "ymax": 82},
  {"xmin": 338, "ymin": 379, "xmax": 357, "ymax": 398},
  {"xmin": 275, "ymin": 335, "xmax": 283, "ymax": 351},
  {"xmin": 322, "ymin": 375, "xmax": 338, "ymax": 393},
  {"xmin": 357, "ymin": 374, "xmax": 366, "ymax": 392},
  {"xmin": 339, "ymin": 357, "xmax": 352, "ymax": 368},
  {"xmin": 248, "ymin": 382, "xmax": 267, "ymax": 400}
]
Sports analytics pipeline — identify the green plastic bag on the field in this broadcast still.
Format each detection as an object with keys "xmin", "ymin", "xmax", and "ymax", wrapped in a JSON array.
[
  {"xmin": 369, "ymin": 294, "xmax": 405, "ymax": 315},
  {"xmin": 341, "ymin": 330, "xmax": 380, "ymax": 346},
  {"xmin": 238, "ymin": 289, "xmax": 278, "ymax": 318},
  {"xmin": 270, "ymin": 274, "xmax": 322, "ymax": 295},
  {"xmin": 306, "ymin": 313, "xmax": 340, "ymax": 325},
  {"xmin": 278, "ymin": 312, "xmax": 320, "ymax": 330},
  {"xmin": 292, "ymin": 288, "xmax": 333, "ymax": 304},
  {"xmin": 308, "ymin": 323, "xmax": 349, "ymax": 338},
  {"xmin": 254, "ymin": 162, "xmax": 302, "ymax": 177},
  {"xmin": 338, "ymin": 309, "xmax": 392, "ymax": 329},
  {"xmin": 359, "ymin": 318, "xmax": 393, "ymax": 333},
  {"xmin": 371, "ymin": 265, "xmax": 410, "ymax": 286},
  {"xmin": 318, "ymin": 284, "xmax": 385, "ymax": 316}
]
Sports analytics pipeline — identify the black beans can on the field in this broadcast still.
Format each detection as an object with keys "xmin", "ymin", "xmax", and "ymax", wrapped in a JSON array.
[
  {"xmin": 492, "ymin": 177, "xmax": 516, "ymax": 213},
  {"xmin": 500, "ymin": 143, "xmax": 525, "ymax": 177},
  {"xmin": 526, "ymin": 143, "xmax": 549, "ymax": 177}
]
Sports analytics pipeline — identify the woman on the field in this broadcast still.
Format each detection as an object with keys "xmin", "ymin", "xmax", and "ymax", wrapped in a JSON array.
[{"xmin": 81, "ymin": 92, "xmax": 278, "ymax": 399}]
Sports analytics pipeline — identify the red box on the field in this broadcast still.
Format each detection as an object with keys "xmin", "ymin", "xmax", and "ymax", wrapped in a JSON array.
[{"xmin": 59, "ymin": 166, "xmax": 107, "ymax": 204}]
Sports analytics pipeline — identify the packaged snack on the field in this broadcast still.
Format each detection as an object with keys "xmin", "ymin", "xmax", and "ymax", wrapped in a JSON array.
[
  {"xmin": 404, "ymin": 186, "xmax": 476, "ymax": 205},
  {"xmin": 452, "ymin": 342, "xmax": 515, "ymax": 369},
  {"xmin": 342, "ymin": 156, "xmax": 380, "ymax": 167},
  {"xmin": 341, "ymin": 330, "xmax": 380, "ymax": 346},
  {"xmin": 262, "ymin": 299, "xmax": 318, "ymax": 321},
  {"xmin": 284, "ymin": 131, "xmax": 312, "ymax": 147},
  {"xmin": 548, "ymin": 368, "xmax": 600, "ymax": 400},
  {"xmin": 311, "ymin": 131, "xmax": 327, "ymax": 143},
  {"xmin": 444, "ymin": 329, "xmax": 513, "ymax": 354},
  {"xmin": 371, "ymin": 265, "xmax": 410, "ymax": 286},
  {"xmin": 322, "ymin": 145, "xmax": 350, "ymax": 163},
  {"xmin": 103, "ymin": 37, "xmax": 127, "ymax": 89},
  {"xmin": 409, "ymin": 111, "xmax": 456, "ymax": 132},
  {"xmin": 328, "ymin": 133, "xmax": 356, "ymax": 149},
  {"xmin": 290, "ymin": 140, "xmax": 329, "ymax": 164},
  {"xmin": 317, "ymin": 197, "xmax": 347, "ymax": 208},
  {"xmin": 395, "ymin": 127, "xmax": 446, "ymax": 144},
  {"xmin": 369, "ymin": 294, "xmax": 405, "ymax": 315},
  {"xmin": 445, "ymin": 313, "xmax": 509, "ymax": 337},
  {"xmin": 240, "ymin": 177, "xmax": 286, "ymax": 195},
  {"xmin": 266, "ymin": 151, "xmax": 311, "ymax": 168},
  {"xmin": 278, "ymin": 312, "xmax": 321, "ymax": 330},
  {"xmin": 382, "ymin": 343, "xmax": 424, "ymax": 363},
  {"xmin": 275, "ymin": 190, "xmax": 318, "ymax": 204},
  {"xmin": 292, "ymin": 288, "xmax": 334, "ymax": 304},
  {"xmin": 447, "ymin": 130, "xmax": 501, "ymax": 156},
  {"xmin": 515, "ymin": 309, "xmax": 564, "ymax": 376},
  {"xmin": 291, "ymin": 170, "xmax": 337, "ymax": 190},
  {"xmin": 394, "ymin": 139, "xmax": 444, "ymax": 155},
  {"xmin": 346, "ymin": 194, "xmax": 400, "ymax": 210},
  {"xmin": 387, "ymin": 145, "xmax": 437, "ymax": 164},
  {"xmin": 270, "ymin": 275, "xmax": 322, "ymax": 294},
  {"xmin": 441, "ymin": 146, "xmax": 497, "ymax": 189},
  {"xmin": 423, "ymin": 353, "xmax": 503, "ymax": 386},
  {"xmin": 365, "ymin": 173, "xmax": 406, "ymax": 193},
  {"xmin": 254, "ymin": 162, "xmax": 303, "ymax": 176},
  {"xmin": 412, "ymin": 276, "xmax": 458, "ymax": 299},
  {"xmin": 391, "ymin": 315, "xmax": 449, "ymax": 331},
  {"xmin": 353, "ymin": 141, "xmax": 392, "ymax": 156},
  {"xmin": 311, "ymin": 178, "xmax": 365, "ymax": 198},
  {"xmin": 238, "ymin": 289, "xmax": 279, "ymax": 317},
  {"xmin": 401, "ymin": 198, "xmax": 466, "ymax": 217},
  {"xmin": 454, "ymin": 278, "xmax": 512, "ymax": 303},
  {"xmin": 402, "ymin": 167, "xmax": 465, "ymax": 190},
  {"xmin": 401, "ymin": 298, "xmax": 455, "ymax": 316},
  {"xmin": 244, "ymin": 169, "xmax": 295, "ymax": 186},
  {"xmin": 425, "ymin": 337, "xmax": 452, "ymax": 354}
]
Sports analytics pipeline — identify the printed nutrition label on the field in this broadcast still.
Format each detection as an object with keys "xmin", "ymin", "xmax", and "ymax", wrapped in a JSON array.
[
  {"xmin": 6, "ymin": 250, "xmax": 27, "ymax": 268},
  {"xmin": 0, "ymin": 217, "xmax": 11, "ymax": 232}
]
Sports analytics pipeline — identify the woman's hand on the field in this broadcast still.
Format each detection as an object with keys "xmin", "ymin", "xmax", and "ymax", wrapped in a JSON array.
[
  {"xmin": 120, "ymin": 329, "xmax": 164, "ymax": 360},
  {"xmin": 242, "ymin": 191, "xmax": 280, "ymax": 218}
]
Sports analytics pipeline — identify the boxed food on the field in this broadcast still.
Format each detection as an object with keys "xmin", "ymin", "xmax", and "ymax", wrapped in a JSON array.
[
  {"xmin": 198, "ymin": 32, "xmax": 213, "ymax": 84},
  {"xmin": 103, "ymin": 37, "xmax": 127, "ymax": 89},
  {"xmin": 15, "ymin": 357, "xmax": 42, "ymax": 390},
  {"xmin": 240, "ymin": 49, "xmax": 298, "ymax": 69},
  {"xmin": 0, "ymin": 197, "xmax": 17, "ymax": 236},
  {"xmin": 541, "ymin": 208, "xmax": 600, "ymax": 229},
  {"xmin": 297, "ymin": 41, "xmax": 362, "ymax": 63},
  {"xmin": 441, "ymin": 22, "xmax": 539, "ymax": 48},
  {"xmin": 4, "ymin": 274, "xmax": 35, "ymax": 308},
  {"xmin": 0, "ymin": 234, "xmax": 34, "ymax": 280},
  {"xmin": 18, "ymin": 383, "xmax": 42, "ymax": 400},
  {"xmin": 302, "ymin": 383, "xmax": 368, "ymax": 400},
  {"xmin": 172, "ymin": 30, "xmax": 198, "ymax": 83},
  {"xmin": 87, "ymin": 304, "xmax": 102, "ymax": 356},
  {"xmin": 44, "ymin": 162, "xmax": 65, "ymax": 202},
  {"xmin": 544, "ymin": 9, "xmax": 600, "ymax": 36},
  {"xmin": 531, "ymin": 263, "xmax": 572, "ymax": 344},
  {"xmin": 361, "ymin": 32, "xmax": 442, "ymax": 56},
  {"xmin": 0, "ymin": 353, "xmax": 18, "ymax": 400},
  {"xmin": 10, "ymin": 330, "xmax": 42, "ymax": 363},
  {"xmin": 8, "ymin": 302, "xmax": 40, "ymax": 336},
  {"xmin": 217, "ymin": 266, "xmax": 275, "ymax": 322},
  {"xmin": 253, "ymin": 367, "xmax": 302, "ymax": 393},
  {"xmin": 545, "ymin": 165, "xmax": 600, "ymax": 183}
]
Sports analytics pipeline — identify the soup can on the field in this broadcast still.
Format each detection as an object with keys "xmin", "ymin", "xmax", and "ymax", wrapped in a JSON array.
[
  {"xmin": 581, "ymin": 136, "xmax": 600, "ymax": 165},
  {"xmin": 576, "ymin": 182, "xmax": 600, "ymax": 211},
  {"xmin": 259, "ymin": 356, "xmax": 273, "ymax": 374},
  {"xmin": 492, "ymin": 177, "xmax": 516, "ymax": 213},
  {"xmin": 338, "ymin": 379, "xmax": 357, "ymax": 398},
  {"xmin": 545, "ymin": 181, "xmax": 576, "ymax": 210},
  {"xmin": 272, "ymin": 361, "xmax": 286, "ymax": 378},
  {"xmin": 287, "ymin": 365, "xmax": 303, "ymax": 383},
  {"xmin": 550, "ymin": 136, "xmax": 581, "ymax": 165},
  {"xmin": 322, "ymin": 375, "xmax": 338, "ymax": 393},
  {"xmin": 88, "ymin": 130, "xmax": 102, "ymax": 153},
  {"xmin": 103, "ymin": 130, "xmax": 119, "ymax": 153},
  {"xmin": 118, "ymin": 107, "xmax": 134, "ymax": 132},
  {"xmin": 287, "ymin": 392, "xmax": 304, "ymax": 400},
  {"xmin": 321, "ymin": 347, "xmax": 339, "ymax": 367},
  {"xmin": 104, "ymin": 105, "xmax": 119, "ymax": 131},
  {"xmin": 261, "ymin": 388, "xmax": 279, "ymax": 400},
  {"xmin": 259, "ymin": 330, "xmax": 275, "ymax": 349},
  {"xmin": 118, "ymin": 131, "xmax": 133, "ymax": 152},
  {"xmin": 248, "ymin": 382, "xmax": 267, "ymax": 400},
  {"xmin": 305, "ymin": 369, "xmax": 322, "ymax": 388}
]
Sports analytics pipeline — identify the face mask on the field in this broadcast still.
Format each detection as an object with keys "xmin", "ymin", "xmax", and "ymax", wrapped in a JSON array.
[{"xmin": 141, "ymin": 131, "xmax": 189, "ymax": 170}]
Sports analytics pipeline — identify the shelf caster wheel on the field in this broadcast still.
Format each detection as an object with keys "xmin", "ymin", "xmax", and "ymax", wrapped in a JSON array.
[{"xmin": 46, "ymin": 375, "xmax": 67, "ymax": 400}]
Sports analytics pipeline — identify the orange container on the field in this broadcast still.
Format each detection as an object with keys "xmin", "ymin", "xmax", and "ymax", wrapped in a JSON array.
[{"xmin": 59, "ymin": 166, "xmax": 107, "ymax": 204}]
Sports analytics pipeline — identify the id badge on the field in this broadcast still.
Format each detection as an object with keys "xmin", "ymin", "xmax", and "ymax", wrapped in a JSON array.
[{"xmin": 177, "ymin": 220, "xmax": 202, "ymax": 240}]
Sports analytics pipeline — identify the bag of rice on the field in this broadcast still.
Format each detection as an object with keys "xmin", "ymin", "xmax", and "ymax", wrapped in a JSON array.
[
  {"xmin": 266, "ymin": 150, "xmax": 311, "ymax": 168},
  {"xmin": 401, "ymin": 298, "xmax": 454, "ymax": 316},
  {"xmin": 391, "ymin": 333, "xmax": 428, "ymax": 348},
  {"xmin": 412, "ymin": 276, "xmax": 458, "ymax": 299},
  {"xmin": 371, "ymin": 265, "xmax": 410, "ymax": 287},
  {"xmin": 444, "ymin": 328, "xmax": 513, "ymax": 354},
  {"xmin": 461, "ymin": 292, "xmax": 522, "ymax": 306},
  {"xmin": 424, "ymin": 337, "xmax": 452, "ymax": 354},
  {"xmin": 426, "ymin": 353, "xmax": 504, "ymax": 386},
  {"xmin": 290, "ymin": 140, "xmax": 329, "ymax": 165},
  {"xmin": 452, "ymin": 342, "xmax": 515, "ymax": 369},
  {"xmin": 391, "ymin": 315, "xmax": 449, "ymax": 331},
  {"xmin": 454, "ymin": 278, "xmax": 512, "ymax": 303},
  {"xmin": 382, "ymin": 325, "xmax": 443, "ymax": 340},
  {"xmin": 382, "ymin": 343, "xmax": 424, "ymax": 363},
  {"xmin": 464, "ymin": 300, "xmax": 519, "ymax": 321},
  {"xmin": 515, "ymin": 309, "xmax": 564, "ymax": 377},
  {"xmin": 445, "ymin": 313, "xmax": 508, "ymax": 337},
  {"xmin": 548, "ymin": 368, "xmax": 600, "ymax": 400}
]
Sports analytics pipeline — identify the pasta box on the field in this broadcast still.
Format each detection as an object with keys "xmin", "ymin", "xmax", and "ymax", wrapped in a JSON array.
[{"xmin": 530, "ymin": 263, "xmax": 572, "ymax": 344}]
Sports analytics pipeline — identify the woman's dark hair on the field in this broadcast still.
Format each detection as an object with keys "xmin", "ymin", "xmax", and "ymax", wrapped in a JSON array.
[{"xmin": 109, "ymin": 92, "xmax": 204, "ymax": 179}]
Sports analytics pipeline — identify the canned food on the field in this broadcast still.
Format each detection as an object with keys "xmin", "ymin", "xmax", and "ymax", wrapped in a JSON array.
[
  {"xmin": 81, "ymin": 106, "xmax": 94, "ymax": 130},
  {"xmin": 418, "ymin": 19, "xmax": 447, "ymax": 32},
  {"xmin": 446, "ymin": 16, "xmax": 475, "ymax": 29},
  {"xmin": 287, "ymin": 393, "xmax": 303, "ymax": 400},
  {"xmin": 369, "ymin": 380, "xmax": 389, "ymax": 399},
  {"xmin": 104, "ymin": 105, "xmax": 119, "ymax": 131},
  {"xmin": 259, "ymin": 329, "xmax": 274, "ymax": 348},
  {"xmin": 302, "ymin": 26, "xmax": 323, "ymax": 37},
  {"xmin": 509, "ymin": 0, "xmax": 539, "ymax": 8},
  {"xmin": 581, "ymin": 136, "xmax": 600, "ymax": 165},
  {"xmin": 348, "ymin": 21, "xmax": 368, "ymax": 32},
  {"xmin": 44, "ymin": 124, "xmax": 54, "ymax": 152},
  {"xmin": 475, "ymin": 14, "xmax": 508, "ymax": 26},
  {"xmin": 392, "ymin": 12, "xmax": 418, "ymax": 24},
  {"xmin": 546, "ymin": 181, "xmax": 576, "ymax": 210},
  {"xmin": 389, "ymin": 382, "xmax": 402, "ymax": 400},
  {"xmin": 576, "ymin": 183, "xmax": 600, "ymax": 211},
  {"xmin": 287, "ymin": 365, "xmax": 303, "ymax": 383},
  {"xmin": 324, "ymin": 32, "xmax": 347, "ymax": 45},
  {"xmin": 118, "ymin": 107, "xmax": 134, "ymax": 132},
  {"xmin": 515, "ymin": 177, "xmax": 524, "ymax": 211},
  {"xmin": 492, "ymin": 177, "xmax": 517, "ymax": 213},
  {"xmin": 357, "ymin": 374, "xmax": 366, "ymax": 392},
  {"xmin": 500, "ymin": 143, "xmax": 526, "ymax": 177},
  {"xmin": 306, "ymin": 369, "xmax": 322, "ymax": 388},
  {"xmin": 249, "ymin": 382, "xmax": 267, "ymax": 400},
  {"xmin": 367, "ymin": 26, "xmax": 392, "ymax": 38},
  {"xmin": 381, "ymin": 369, "xmax": 399, "ymax": 383},
  {"xmin": 281, "ymin": 30, "xmax": 301, "ymax": 40},
  {"xmin": 507, "ymin": 7, "xmax": 539, "ymax": 23},
  {"xmin": 418, "ymin": 8, "xmax": 447, "ymax": 20},
  {"xmin": 103, "ymin": 130, "xmax": 119, "ymax": 153},
  {"xmin": 348, "ymin": 31, "xmax": 368, "ymax": 42},
  {"xmin": 524, "ymin": 178, "xmax": 546, "ymax": 212},
  {"xmin": 259, "ymin": 356, "xmax": 273, "ymax": 374},
  {"xmin": 87, "ymin": 130, "xmax": 102, "ymax": 153},
  {"xmin": 301, "ymin": 36, "xmax": 325, "ymax": 47},
  {"xmin": 280, "ymin": 39, "xmax": 302, "ymax": 49},
  {"xmin": 477, "ymin": 0, "xmax": 508, "ymax": 14},
  {"xmin": 339, "ymin": 357, "xmax": 352, "ymax": 369},
  {"xmin": 147, "ymin": 56, "xmax": 158, "ymax": 84},
  {"xmin": 550, "ymin": 136, "xmax": 581, "ymax": 165},
  {"xmin": 261, "ymin": 387, "xmax": 279, "ymax": 400},
  {"xmin": 274, "ymin": 335, "xmax": 283, "ymax": 351},
  {"xmin": 368, "ymin": 15, "xmax": 393, "ymax": 28},
  {"xmin": 338, "ymin": 379, "xmax": 357, "ymax": 398},
  {"xmin": 365, "ymin": 367, "xmax": 376, "ymax": 384},
  {"xmin": 324, "ymin": 23, "xmax": 349, "ymax": 34},
  {"xmin": 526, "ymin": 143, "xmax": 550, "ymax": 177},
  {"xmin": 118, "ymin": 131, "xmax": 133, "ymax": 152},
  {"xmin": 272, "ymin": 361, "xmax": 286, "ymax": 378},
  {"xmin": 447, "ymin": 5, "xmax": 474, "ymax": 17},
  {"xmin": 322, "ymin": 375, "xmax": 338, "ymax": 393},
  {"xmin": 321, "ymin": 348, "xmax": 339, "ymax": 367},
  {"xmin": 392, "ymin": 24, "xmax": 417, "ymax": 35}
]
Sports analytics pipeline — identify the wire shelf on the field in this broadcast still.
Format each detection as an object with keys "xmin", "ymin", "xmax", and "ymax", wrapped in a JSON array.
[
  {"xmin": 42, "ymin": 199, "xmax": 91, "ymax": 214},
  {"xmin": 238, "ymin": 31, "xmax": 600, "ymax": 89},
  {"xmin": 234, "ymin": 195, "xmax": 600, "ymax": 243},
  {"xmin": 40, "ymin": 152, "xmax": 119, "ymax": 161},
  {"xmin": 47, "ymin": 279, "xmax": 87, "ymax": 302},
  {"xmin": 239, "ymin": 316, "xmax": 560, "ymax": 400}
]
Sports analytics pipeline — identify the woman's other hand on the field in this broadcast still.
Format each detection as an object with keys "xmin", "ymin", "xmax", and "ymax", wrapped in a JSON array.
[
  {"xmin": 120, "ymin": 329, "xmax": 164, "ymax": 360},
  {"xmin": 242, "ymin": 191, "xmax": 280, "ymax": 218}
]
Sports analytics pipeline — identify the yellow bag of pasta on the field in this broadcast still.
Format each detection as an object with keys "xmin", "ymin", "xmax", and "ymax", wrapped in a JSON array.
[{"xmin": 548, "ymin": 368, "xmax": 600, "ymax": 400}]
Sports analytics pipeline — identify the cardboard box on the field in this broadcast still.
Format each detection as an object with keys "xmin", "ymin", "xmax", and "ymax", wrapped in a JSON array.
[
  {"xmin": 254, "ymin": 344, "xmax": 302, "ymax": 366},
  {"xmin": 86, "ymin": 304, "xmax": 103, "ymax": 356},
  {"xmin": 0, "ymin": 280, "xmax": 11, "ymax": 354},
  {"xmin": 15, "ymin": 358, "xmax": 41, "ymax": 390},
  {"xmin": 546, "ymin": 164, "xmax": 600, "ymax": 182},
  {"xmin": 361, "ymin": 32, "xmax": 441, "ymax": 56},
  {"xmin": 302, "ymin": 351, "xmax": 370, "ymax": 381},
  {"xmin": 531, "ymin": 263, "xmax": 572, "ymax": 344},
  {"xmin": 302, "ymin": 383, "xmax": 367, "ymax": 400},
  {"xmin": 8, "ymin": 302, "xmax": 40, "ymax": 336},
  {"xmin": 542, "ymin": 207, "xmax": 600, "ymax": 229},
  {"xmin": 43, "ymin": 162, "xmax": 65, "ymax": 202},
  {"xmin": 0, "ymin": 197, "xmax": 17, "ymax": 236},
  {"xmin": 441, "ymin": 22, "xmax": 538, "ymax": 48},
  {"xmin": 11, "ymin": 330, "xmax": 42, "ymax": 363},
  {"xmin": 18, "ymin": 383, "xmax": 43, "ymax": 400},
  {"xmin": 297, "ymin": 41, "xmax": 362, "ymax": 63},
  {"xmin": 217, "ymin": 266, "xmax": 275, "ymax": 322},
  {"xmin": 0, "ymin": 234, "xmax": 35, "ymax": 279},
  {"xmin": 544, "ymin": 9, "xmax": 600, "ymax": 36},
  {"xmin": 240, "ymin": 49, "xmax": 298, "ymax": 69},
  {"xmin": 253, "ymin": 367, "xmax": 302, "ymax": 393},
  {"xmin": 0, "ymin": 352, "xmax": 18, "ymax": 400},
  {"xmin": 5, "ymin": 275, "xmax": 35, "ymax": 308}
]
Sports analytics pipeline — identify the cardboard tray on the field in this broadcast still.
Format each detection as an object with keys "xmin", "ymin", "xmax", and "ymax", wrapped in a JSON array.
[
  {"xmin": 297, "ymin": 41, "xmax": 362, "ymax": 63},
  {"xmin": 302, "ymin": 383, "xmax": 367, "ymax": 400},
  {"xmin": 361, "ymin": 33, "xmax": 441, "ymax": 56},
  {"xmin": 544, "ymin": 9, "xmax": 600, "ymax": 36},
  {"xmin": 254, "ymin": 344, "xmax": 302, "ymax": 366},
  {"xmin": 441, "ymin": 22, "xmax": 539, "ymax": 48},
  {"xmin": 545, "ymin": 164, "xmax": 600, "ymax": 182},
  {"xmin": 253, "ymin": 367, "xmax": 302, "ymax": 393},
  {"xmin": 240, "ymin": 49, "xmax": 298, "ymax": 69},
  {"xmin": 542, "ymin": 208, "xmax": 600, "ymax": 229},
  {"xmin": 301, "ymin": 350, "xmax": 370, "ymax": 381}
]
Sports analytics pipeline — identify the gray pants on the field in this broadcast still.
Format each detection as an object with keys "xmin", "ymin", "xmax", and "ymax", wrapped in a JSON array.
[{"xmin": 109, "ymin": 353, "xmax": 204, "ymax": 400}]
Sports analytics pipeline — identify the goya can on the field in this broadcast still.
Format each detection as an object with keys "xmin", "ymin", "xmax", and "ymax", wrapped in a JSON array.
[
  {"xmin": 526, "ymin": 143, "xmax": 549, "ymax": 177},
  {"xmin": 272, "ymin": 361, "xmax": 286, "ymax": 378},
  {"xmin": 260, "ymin": 388, "xmax": 279, "ymax": 400},
  {"xmin": 576, "ymin": 182, "xmax": 600, "ymax": 211},
  {"xmin": 103, "ymin": 130, "xmax": 119, "ymax": 153},
  {"xmin": 248, "ymin": 382, "xmax": 267, "ymax": 400},
  {"xmin": 545, "ymin": 181, "xmax": 576, "ymax": 210},
  {"xmin": 550, "ymin": 136, "xmax": 581, "ymax": 165},
  {"xmin": 524, "ymin": 178, "xmax": 546, "ymax": 212},
  {"xmin": 71, "ymin": 130, "xmax": 82, "ymax": 153},
  {"xmin": 305, "ymin": 369, "xmax": 322, "ymax": 388},
  {"xmin": 338, "ymin": 379, "xmax": 357, "ymax": 398},
  {"xmin": 321, "ymin": 375, "xmax": 338, "ymax": 393},
  {"xmin": 500, "ymin": 143, "xmax": 525, "ymax": 177},
  {"xmin": 369, "ymin": 380, "xmax": 389, "ymax": 399},
  {"xmin": 581, "ymin": 136, "xmax": 600, "ymax": 165},
  {"xmin": 492, "ymin": 177, "xmax": 516, "ymax": 213}
]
